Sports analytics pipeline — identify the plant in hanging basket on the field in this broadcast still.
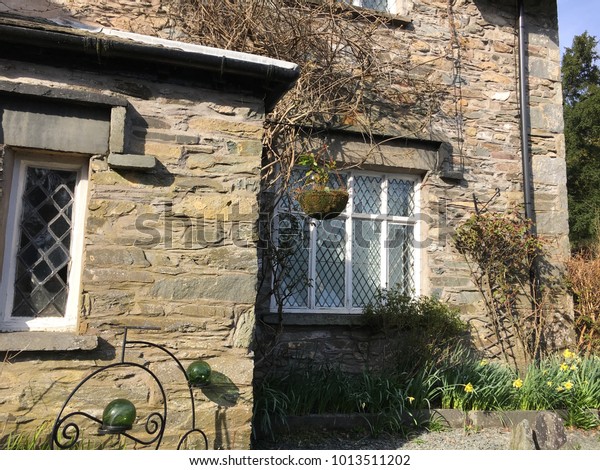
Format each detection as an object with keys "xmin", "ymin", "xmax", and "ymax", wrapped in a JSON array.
[{"xmin": 295, "ymin": 152, "xmax": 348, "ymax": 220}]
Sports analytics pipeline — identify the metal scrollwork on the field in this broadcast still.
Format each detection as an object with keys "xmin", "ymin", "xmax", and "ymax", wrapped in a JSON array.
[{"xmin": 51, "ymin": 326, "xmax": 209, "ymax": 450}]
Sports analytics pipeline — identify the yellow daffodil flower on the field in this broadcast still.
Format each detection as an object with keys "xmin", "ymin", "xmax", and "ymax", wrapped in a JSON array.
[
  {"xmin": 563, "ymin": 381, "xmax": 574, "ymax": 390},
  {"xmin": 512, "ymin": 378, "xmax": 523, "ymax": 389},
  {"xmin": 464, "ymin": 383, "xmax": 474, "ymax": 393},
  {"xmin": 563, "ymin": 349, "xmax": 575, "ymax": 360},
  {"xmin": 560, "ymin": 363, "xmax": 569, "ymax": 372},
  {"xmin": 479, "ymin": 360, "xmax": 488, "ymax": 366},
  {"xmin": 408, "ymin": 396, "xmax": 415, "ymax": 404}
]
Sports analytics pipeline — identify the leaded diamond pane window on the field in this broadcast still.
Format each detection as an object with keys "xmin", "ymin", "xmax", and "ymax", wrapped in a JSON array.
[
  {"xmin": 277, "ymin": 213, "xmax": 310, "ymax": 308},
  {"xmin": 352, "ymin": 219, "xmax": 382, "ymax": 307},
  {"xmin": 315, "ymin": 219, "xmax": 346, "ymax": 308},
  {"xmin": 1, "ymin": 156, "xmax": 88, "ymax": 332},
  {"xmin": 388, "ymin": 224, "xmax": 414, "ymax": 294},
  {"xmin": 274, "ymin": 170, "xmax": 418, "ymax": 313},
  {"xmin": 353, "ymin": 175, "xmax": 382, "ymax": 214},
  {"xmin": 388, "ymin": 178, "xmax": 414, "ymax": 217},
  {"xmin": 13, "ymin": 168, "xmax": 77, "ymax": 318}
]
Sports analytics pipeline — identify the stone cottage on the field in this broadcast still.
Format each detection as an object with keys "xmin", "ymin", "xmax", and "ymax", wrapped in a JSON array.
[
  {"xmin": 0, "ymin": 0, "xmax": 572, "ymax": 448},
  {"xmin": 0, "ymin": 8, "xmax": 298, "ymax": 449}
]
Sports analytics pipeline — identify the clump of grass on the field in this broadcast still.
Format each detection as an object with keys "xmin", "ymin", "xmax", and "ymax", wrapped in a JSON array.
[
  {"xmin": 0, "ymin": 423, "xmax": 51, "ymax": 450},
  {"xmin": 514, "ymin": 350, "xmax": 600, "ymax": 428},
  {"xmin": 434, "ymin": 347, "xmax": 517, "ymax": 411},
  {"xmin": 254, "ymin": 347, "xmax": 600, "ymax": 439}
]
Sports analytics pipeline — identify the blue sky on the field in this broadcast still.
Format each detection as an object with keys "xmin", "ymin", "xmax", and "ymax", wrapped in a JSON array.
[{"xmin": 557, "ymin": 0, "xmax": 600, "ymax": 53}]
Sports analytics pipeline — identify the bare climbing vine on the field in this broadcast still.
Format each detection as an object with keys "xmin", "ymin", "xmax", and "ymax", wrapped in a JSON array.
[
  {"xmin": 164, "ymin": 0, "xmax": 445, "ymax": 191},
  {"xmin": 454, "ymin": 206, "xmax": 550, "ymax": 367}
]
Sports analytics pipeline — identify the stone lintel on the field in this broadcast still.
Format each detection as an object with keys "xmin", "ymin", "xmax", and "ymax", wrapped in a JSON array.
[{"xmin": 108, "ymin": 153, "xmax": 156, "ymax": 171}]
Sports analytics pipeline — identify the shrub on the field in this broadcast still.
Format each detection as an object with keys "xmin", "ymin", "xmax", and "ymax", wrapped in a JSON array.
[
  {"xmin": 362, "ymin": 289, "xmax": 469, "ymax": 372},
  {"xmin": 567, "ymin": 251, "xmax": 600, "ymax": 355},
  {"xmin": 454, "ymin": 209, "xmax": 546, "ymax": 365}
]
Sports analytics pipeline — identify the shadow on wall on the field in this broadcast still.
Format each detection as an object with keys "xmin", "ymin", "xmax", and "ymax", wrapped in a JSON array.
[
  {"xmin": 472, "ymin": 0, "xmax": 559, "ymax": 47},
  {"xmin": 203, "ymin": 371, "xmax": 240, "ymax": 449}
]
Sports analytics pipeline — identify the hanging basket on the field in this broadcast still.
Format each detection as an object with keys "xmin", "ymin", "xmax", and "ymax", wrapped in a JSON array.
[{"xmin": 296, "ymin": 189, "xmax": 349, "ymax": 220}]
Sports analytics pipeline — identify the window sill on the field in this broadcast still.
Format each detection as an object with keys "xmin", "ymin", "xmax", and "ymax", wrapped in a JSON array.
[
  {"xmin": 0, "ymin": 331, "xmax": 98, "ymax": 352},
  {"xmin": 261, "ymin": 312, "xmax": 366, "ymax": 326}
]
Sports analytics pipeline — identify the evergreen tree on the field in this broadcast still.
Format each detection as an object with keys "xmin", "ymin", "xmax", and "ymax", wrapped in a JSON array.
[{"xmin": 562, "ymin": 32, "xmax": 600, "ymax": 249}]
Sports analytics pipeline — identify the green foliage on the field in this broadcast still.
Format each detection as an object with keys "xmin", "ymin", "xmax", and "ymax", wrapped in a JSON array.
[
  {"xmin": 565, "ymin": 85, "xmax": 600, "ymax": 247},
  {"xmin": 513, "ymin": 351, "xmax": 600, "ymax": 429},
  {"xmin": 253, "ymin": 364, "xmax": 432, "ymax": 439},
  {"xmin": 434, "ymin": 347, "xmax": 517, "ymax": 412},
  {"xmin": 297, "ymin": 151, "xmax": 339, "ymax": 189},
  {"xmin": 562, "ymin": 32, "xmax": 600, "ymax": 248},
  {"xmin": 0, "ymin": 423, "xmax": 51, "ymax": 450},
  {"xmin": 252, "ymin": 381, "xmax": 290, "ymax": 441},
  {"xmin": 253, "ymin": 348, "xmax": 600, "ymax": 439},
  {"xmin": 362, "ymin": 289, "xmax": 468, "ymax": 371},
  {"xmin": 562, "ymin": 32, "xmax": 600, "ymax": 107}
]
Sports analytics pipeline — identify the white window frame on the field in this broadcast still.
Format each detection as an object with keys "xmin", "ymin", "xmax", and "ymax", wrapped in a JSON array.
[
  {"xmin": 0, "ymin": 153, "xmax": 89, "ymax": 332},
  {"xmin": 271, "ymin": 170, "xmax": 421, "ymax": 314}
]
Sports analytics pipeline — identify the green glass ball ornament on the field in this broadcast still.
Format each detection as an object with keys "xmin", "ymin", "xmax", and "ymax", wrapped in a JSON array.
[
  {"xmin": 187, "ymin": 360, "xmax": 211, "ymax": 387},
  {"xmin": 100, "ymin": 398, "xmax": 136, "ymax": 434}
]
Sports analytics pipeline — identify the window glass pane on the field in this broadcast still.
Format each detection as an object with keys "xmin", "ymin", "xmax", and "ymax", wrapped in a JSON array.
[
  {"xmin": 352, "ymin": 219, "xmax": 382, "ymax": 307},
  {"xmin": 362, "ymin": 0, "xmax": 390, "ymax": 12},
  {"xmin": 280, "ymin": 167, "xmax": 306, "ymax": 213},
  {"xmin": 388, "ymin": 223, "xmax": 414, "ymax": 294},
  {"xmin": 340, "ymin": 0, "xmax": 391, "ymax": 12},
  {"xmin": 277, "ymin": 213, "xmax": 310, "ymax": 308},
  {"xmin": 388, "ymin": 178, "xmax": 415, "ymax": 217},
  {"xmin": 11, "ymin": 167, "xmax": 76, "ymax": 318},
  {"xmin": 315, "ymin": 219, "xmax": 346, "ymax": 308},
  {"xmin": 353, "ymin": 175, "xmax": 382, "ymax": 214}
]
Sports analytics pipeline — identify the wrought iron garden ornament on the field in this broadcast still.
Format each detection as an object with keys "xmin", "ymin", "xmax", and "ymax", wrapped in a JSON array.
[{"xmin": 50, "ymin": 326, "xmax": 209, "ymax": 450}]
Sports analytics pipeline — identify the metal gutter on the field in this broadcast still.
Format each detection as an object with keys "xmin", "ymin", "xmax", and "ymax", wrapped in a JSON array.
[
  {"xmin": 518, "ymin": 0, "xmax": 536, "ymax": 230},
  {"xmin": 0, "ymin": 16, "xmax": 300, "ymax": 112}
]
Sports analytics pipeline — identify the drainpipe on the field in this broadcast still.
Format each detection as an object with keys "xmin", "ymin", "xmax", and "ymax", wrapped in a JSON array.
[
  {"xmin": 519, "ymin": 0, "xmax": 544, "ymax": 360},
  {"xmin": 518, "ymin": 0, "xmax": 536, "ymax": 232}
]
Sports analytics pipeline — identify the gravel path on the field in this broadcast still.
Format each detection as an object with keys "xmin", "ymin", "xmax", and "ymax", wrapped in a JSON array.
[{"xmin": 255, "ymin": 427, "xmax": 600, "ymax": 450}]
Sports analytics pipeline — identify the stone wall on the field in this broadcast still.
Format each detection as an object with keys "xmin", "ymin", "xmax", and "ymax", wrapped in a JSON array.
[
  {"xmin": 0, "ymin": 41, "xmax": 265, "ymax": 448},
  {"xmin": 255, "ymin": 0, "xmax": 572, "ymax": 373},
  {"xmin": 0, "ymin": 0, "xmax": 574, "ymax": 442}
]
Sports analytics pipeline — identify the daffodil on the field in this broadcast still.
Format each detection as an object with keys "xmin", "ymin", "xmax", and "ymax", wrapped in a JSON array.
[
  {"xmin": 563, "ymin": 381, "xmax": 574, "ymax": 390},
  {"xmin": 556, "ymin": 386, "xmax": 564, "ymax": 392},
  {"xmin": 512, "ymin": 378, "xmax": 523, "ymax": 389},
  {"xmin": 479, "ymin": 359, "xmax": 489, "ymax": 367},
  {"xmin": 408, "ymin": 396, "xmax": 415, "ymax": 404},
  {"xmin": 570, "ymin": 364, "xmax": 578, "ymax": 371},
  {"xmin": 464, "ymin": 383, "xmax": 474, "ymax": 393},
  {"xmin": 560, "ymin": 362, "xmax": 569, "ymax": 372},
  {"xmin": 563, "ymin": 349, "xmax": 575, "ymax": 360},
  {"xmin": 547, "ymin": 381, "xmax": 553, "ymax": 387}
]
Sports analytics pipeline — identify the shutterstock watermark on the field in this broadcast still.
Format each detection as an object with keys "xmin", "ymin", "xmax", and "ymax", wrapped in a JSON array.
[{"xmin": 131, "ymin": 201, "xmax": 451, "ymax": 250}]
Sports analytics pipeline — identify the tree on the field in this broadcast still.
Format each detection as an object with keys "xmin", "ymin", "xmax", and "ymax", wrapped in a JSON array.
[
  {"xmin": 562, "ymin": 32, "xmax": 600, "ymax": 249},
  {"xmin": 562, "ymin": 32, "xmax": 600, "ymax": 107}
]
